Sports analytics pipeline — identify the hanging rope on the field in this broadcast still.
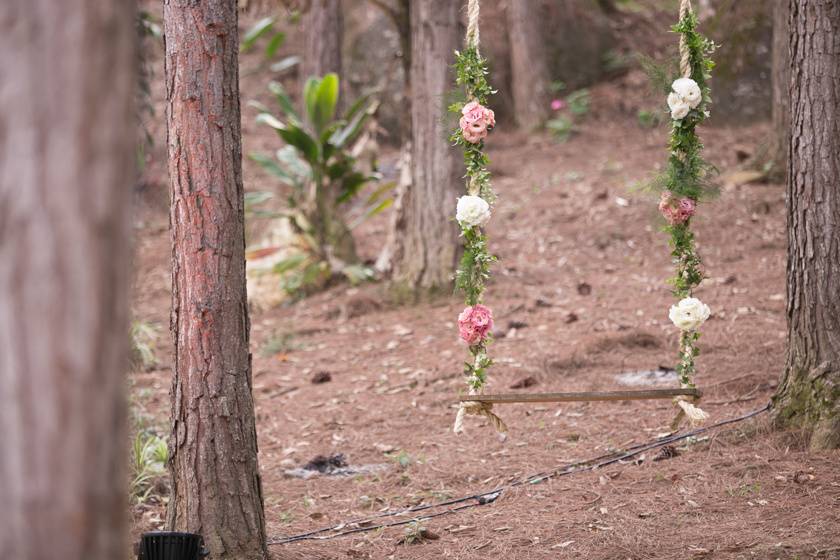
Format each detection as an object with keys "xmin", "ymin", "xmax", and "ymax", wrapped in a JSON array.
[
  {"xmin": 465, "ymin": 0, "xmax": 480, "ymax": 51},
  {"xmin": 673, "ymin": 334, "xmax": 708, "ymax": 427},
  {"xmin": 678, "ymin": 0, "xmax": 693, "ymax": 78}
]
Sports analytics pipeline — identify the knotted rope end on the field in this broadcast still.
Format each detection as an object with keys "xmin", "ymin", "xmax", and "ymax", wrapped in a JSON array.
[
  {"xmin": 453, "ymin": 399, "xmax": 508, "ymax": 435},
  {"xmin": 674, "ymin": 395, "xmax": 709, "ymax": 427}
]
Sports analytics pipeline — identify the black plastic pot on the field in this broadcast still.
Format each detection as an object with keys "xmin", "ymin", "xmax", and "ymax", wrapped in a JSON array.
[{"xmin": 137, "ymin": 531, "xmax": 209, "ymax": 560}]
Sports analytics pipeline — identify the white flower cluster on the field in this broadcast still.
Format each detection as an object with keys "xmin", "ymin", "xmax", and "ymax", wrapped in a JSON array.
[
  {"xmin": 456, "ymin": 195, "xmax": 491, "ymax": 228},
  {"xmin": 667, "ymin": 78, "xmax": 702, "ymax": 120},
  {"xmin": 669, "ymin": 296, "xmax": 711, "ymax": 331}
]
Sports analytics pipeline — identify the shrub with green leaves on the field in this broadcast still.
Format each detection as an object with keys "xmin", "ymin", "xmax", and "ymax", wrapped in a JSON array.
[
  {"xmin": 546, "ymin": 89, "xmax": 590, "ymax": 142},
  {"xmin": 241, "ymin": 16, "xmax": 300, "ymax": 74},
  {"xmin": 250, "ymin": 74, "xmax": 392, "ymax": 295}
]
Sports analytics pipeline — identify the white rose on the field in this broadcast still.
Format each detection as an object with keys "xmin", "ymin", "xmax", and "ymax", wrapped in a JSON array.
[
  {"xmin": 669, "ymin": 297, "xmax": 711, "ymax": 331},
  {"xmin": 671, "ymin": 78, "xmax": 702, "ymax": 108},
  {"xmin": 456, "ymin": 195, "xmax": 491, "ymax": 228},
  {"xmin": 670, "ymin": 102, "xmax": 690, "ymax": 120},
  {"xmin": 667, "ymin": 92, "xmax": 683, "ymax": 111}
]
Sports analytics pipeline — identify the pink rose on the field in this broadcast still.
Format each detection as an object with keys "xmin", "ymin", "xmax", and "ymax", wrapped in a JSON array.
[
  {"xmin": 678, "ymin": 197, "xmax": 696, "ymax": 218},
  {"xmin": 484, "ymin": 108, "xmax": 496, "ymax": 130},
  {"xmin": 459, "ymin": 101, "xmax": 494, "ymax": 144},
  {"xmin": 460, "ymin": 116, "xmax": 488, "ymax": 143},
  {"xmin": 458, "ymin": 304, "xmax": 494, "ymax": 346},
  {"xmin": 659, "ymin": 191, "xmax": 697, "ymax": 225},
  {"xmin": 551, "ymin": 99, "xmax": 565, "ymax": 111},
  {"xmin": 461, "ymin": 101, "xmax": 485, "ymax": 124}
]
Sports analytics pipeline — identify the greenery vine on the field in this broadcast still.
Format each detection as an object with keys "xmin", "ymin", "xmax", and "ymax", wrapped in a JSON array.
[
  {"xmin": 657, "ymin": 9, "xmax": 716, "ymax": 388},
  {"xmin": 450, "ymin": 45, "xmax": 497, "ymax": 392}
]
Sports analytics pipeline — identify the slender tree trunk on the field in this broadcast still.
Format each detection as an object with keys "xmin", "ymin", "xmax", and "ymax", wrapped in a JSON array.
[
  {"xmin": 388, "ymin": 0, "xmax": 461, "ymax": 297},
  {"xmin": 373, "ymin": 0, "xmax": 412, "ymax": 274},
  {"xmin": 164, "ymin": 1, "xmax": 268, "ymax": 558},
  {"xmin": 773, "ymin": 0, "xmax": 840, "ymax": 450},
  {"xmin": 0, "ymin": 1, "xmax": 135, "ymax": 559},
  {"xmin": 768, "ymin": 0, "xmax": 790, "ymax": 181},
  {"xmin": 507, "ymin": 0, "xmax": 551, "ymax": 130},
  {"xmin": 302, "ymin": 0, "xmax": 342, "ymax": 79}
]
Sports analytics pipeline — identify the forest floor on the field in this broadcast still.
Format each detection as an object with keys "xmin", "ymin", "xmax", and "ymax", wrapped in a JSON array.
[{"xmin": 129, "ymin": 21, "xmax": 840, "ymax": 560}]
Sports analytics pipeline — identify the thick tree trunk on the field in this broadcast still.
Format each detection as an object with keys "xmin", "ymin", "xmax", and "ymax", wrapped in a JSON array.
[
  {"xmin": 302, "ymin": 0, "xmax": 342, "ymax": 79},
  {"xmin": 388, "ymin": 0, "xmax": 461, "ymax": 297},
  {"xmin": 507, "ymin": 0, "xmax": 551, "ymax": 130},
  {"xmin": 773, "ymin": 0, "xmax": 840, "ymax": 450},
  {"xmin": 767, "ymin": 0, "xmax": 790, "ymax": 181},
  {"xmin": 164, "ymin": 1, "xmax": 268, "ymax": 558},
  {"xmin": 0, "ymin": 1, "xmax": 135, "ymax": 559}
]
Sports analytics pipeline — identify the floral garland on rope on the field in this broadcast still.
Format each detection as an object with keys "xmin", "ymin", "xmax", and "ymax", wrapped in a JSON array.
[
  {"xmin": 658, "ymin": 0, "xmax": 717, "ymax": 427},
  {"xmin": 450, "ymin": 0, "xmax": 506, "ymax": 434}
]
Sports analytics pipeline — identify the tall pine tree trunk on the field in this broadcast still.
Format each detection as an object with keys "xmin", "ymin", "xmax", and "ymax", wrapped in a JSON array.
[
  {"xmin": 773, "ymin": 0, "xmax": 840, "ymax": 450},
  {"xmin": 164, "ymin": 1, "xmax": 268, "ymax": 558},
  {"xmin": 388, "ymin": 0, "xmax": 461, "ymax": 297},
  {"xmin": 0, "ymin": 1, "xmax": 135, "ymax": 558},
  {"xmin": 302, "ymin": 0, "xmax": 342, "ymax": 79},
  {"xmin": 507, "ymin": 0, "xmax": 551, "ymax": 130}
]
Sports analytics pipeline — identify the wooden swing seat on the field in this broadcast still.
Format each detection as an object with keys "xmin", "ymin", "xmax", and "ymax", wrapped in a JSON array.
[{"xmin": 459, "ymin": 387, "xmax": 702, "ymax": 405}]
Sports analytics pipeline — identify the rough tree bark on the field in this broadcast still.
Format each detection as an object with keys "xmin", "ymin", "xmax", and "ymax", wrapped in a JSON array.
[
  {"xmin": 387, "ymin": 0, "xmax": 461, "ymax": 297},
  {"xmin": 772, "ymin": 0, "xmax": 840, "ymax": 450},
  {"xmin": 164, "ymin": 1, "xmax": 268, "ymax": 558},
  {"xmin": 302, "ymin": 0, "xmax": 342, "ymax": 79},
  {"xmin": 0, "ymin": 1, "xmax": 135, "ymax": 559},
  {"xmin": 507, "ymin": 0, "xmax": 551, "ymax": 130}
]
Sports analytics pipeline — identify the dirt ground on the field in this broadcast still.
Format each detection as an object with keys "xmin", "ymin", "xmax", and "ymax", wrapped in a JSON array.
[{"xmin": 129, "ymin": 11, "xmax": 840, "ymax": 560}]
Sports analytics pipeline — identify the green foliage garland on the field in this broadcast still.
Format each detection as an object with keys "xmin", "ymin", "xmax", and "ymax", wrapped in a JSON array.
[
  {"xmin": 661, "ymin": 9, "xmax": 716, "ymax": 388},
  {"xmin": 451, "ymin": 45, "xmax": 497, "ymax": 392}
]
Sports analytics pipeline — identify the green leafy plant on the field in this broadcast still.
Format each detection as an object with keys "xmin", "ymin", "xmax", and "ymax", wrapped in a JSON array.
[
  {"xmin": 546, "ymin": 115, "xmax": 575, "ymax": 142},
  {"xmin": 130, "ymin": 430, "xmax": 168, "ymax": 505},
  {"xmin": 566, "ymin": 89, "xmax": 590, "ymax": 116},
  {"xmin": 251, "ymin": 74, "xmax": 392, "ymax": 295},
  {"xmin": 241, "ymin": 16, "xmax": 300, "ymax": 74},
  {"xmin": 546, "ymin": 89, "xmax": 590, "ymax": 142}
]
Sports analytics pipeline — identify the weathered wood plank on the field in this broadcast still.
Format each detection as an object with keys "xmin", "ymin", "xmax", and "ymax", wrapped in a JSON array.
[{"xmin": 459, "ymin": 388, "xmax": 703, "ymax": 404}]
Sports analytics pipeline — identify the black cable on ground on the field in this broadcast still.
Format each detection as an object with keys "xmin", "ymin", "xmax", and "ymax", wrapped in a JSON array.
[{"xmin": 267, "ymin": 402, "xmax": 771, "ymax": 545}]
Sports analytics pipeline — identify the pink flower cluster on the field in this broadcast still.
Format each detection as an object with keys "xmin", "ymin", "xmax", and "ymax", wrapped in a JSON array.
[
  {"xmin": 658, "ymin": 191, "xmax": 697, "ymax": 225},
  {"xmin": 459, "ymin": 101, "xmax": 495, "ymax": 144},
  {"xmin": 458, "ymin": 304, "xmax": 494, "ymax": 346}
]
